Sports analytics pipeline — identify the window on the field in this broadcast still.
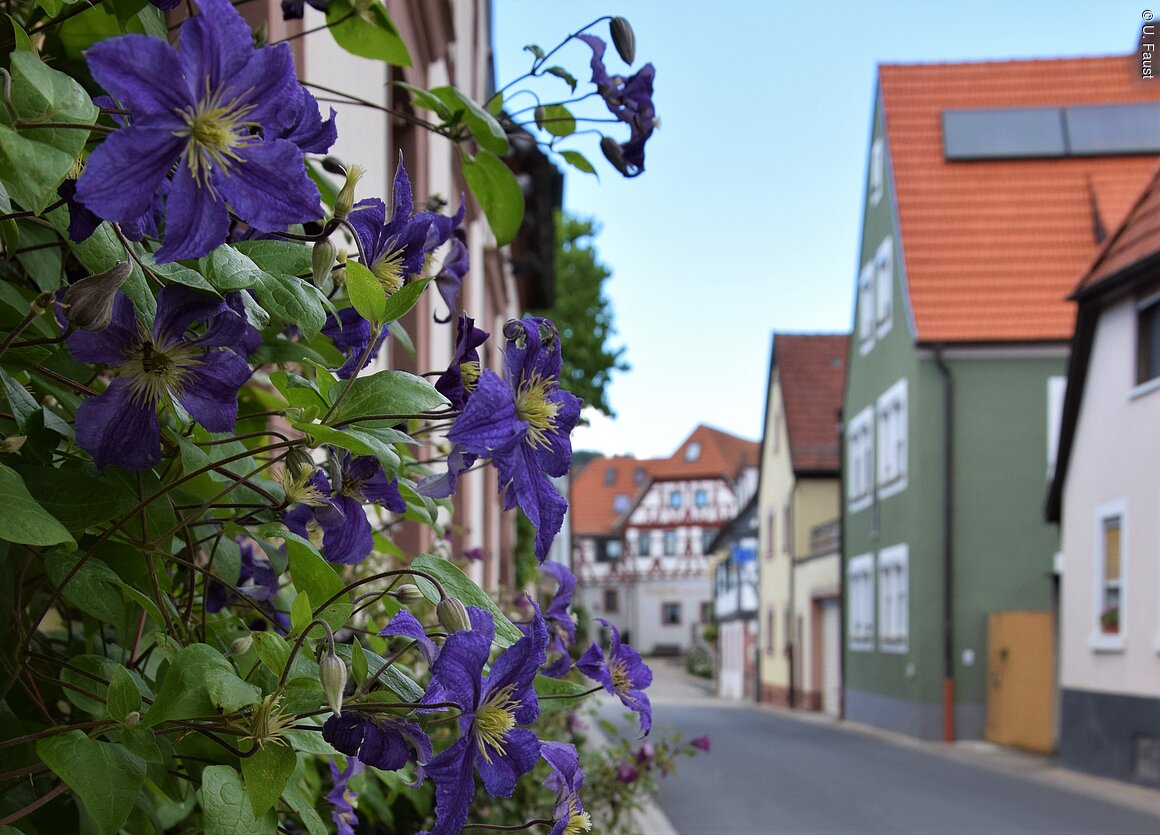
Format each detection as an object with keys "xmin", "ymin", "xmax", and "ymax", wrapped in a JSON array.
[
  {"xmin": 701, "ymin": 529, "xmax": 716, "ymax": 554},
  {"xmin": 1092, "ymin": 500, "xmax": 1127, "ymax": 649},
  {"xmin": 876, "ymin": 379, "xmax": 908, "ymax": 498},
  {"xmin": 869, "ymin": 138, "xmax": 884, "ymax": 205},
  {"xmin": 858, "ymin": 260, "xmax": 876, "ymax": 355},
  {"xmin": 847, "ymin": 554, "xmax": 875, "ymax": 650},
  {"xmin": 782, "ymin": 501, "xmax": 791, "ymax": 554},
  {"xmin": 662, "ymin": 602, "xmax": 682, "ymax": 625},
  {"xmin": 694, "ymin": 489, "xmax": 708, "ymax": 508},
  {"xmin": 684, "ymin": 442, "xmax": 701, "ymax": 462},
  {"xmin": 847, "ymin": 406, "xmax": 874, "ymax": 512},
  {"xmin": 634, "ymin": 466, "xmax": 646, "ymax": 485},
  {"xmin": 875, "ymin": 237, "xmax": 893, "ymax": 338},
  {"xmin": 638, "ymin": 530, "xmax": 651, "ymax": 556},
  {"xmin": 613, "ymin": 493, "xmax": 630, "ymax": 513},
  {"xmin": 764, "ymin": 509, "xmax": 776, "ymax": 560},
  {"xmin": 669, "ymin": 491, "xmax": 682, "ymax": 509},
  {"xmin": 603, "ymin": 467, "xmax": 617, "ymax": 485},
  {"xmin": 1137, "ymin": 294, "xmax": 1160, "ymax": 385},
  {"xmin": 700, "ymin": 601, "xmax": 713, "ymax": 623},
  {"xmin": 772, "ymin": 409, "xmax": 782, "ymax": 452},
  {"xmin": 765, "ymin": 606, "xmax": 776, "ymax": 655},
  {"xmin": 877, "ymin": 544, "xmax": 908, "ymax": 652},
  {"xmin": 596, "ymin": 538, "xmax": 621, "ymax": 562},
  {"xmin": 1047, "ymin": 376, "xmax": 1066, "ymax": 478},
  {"xmin": 603, "ymin": 588, "xmax": 619, "ymax": 612},
  {"xmin": 663, "ymin": 530, "xmax": 677, "ymax": 556}
]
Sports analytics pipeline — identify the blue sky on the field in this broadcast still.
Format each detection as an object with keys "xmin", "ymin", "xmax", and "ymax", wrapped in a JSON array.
[{"xmin": 494, "ymin": 1, "xmax": 1150, "ymax": 459}]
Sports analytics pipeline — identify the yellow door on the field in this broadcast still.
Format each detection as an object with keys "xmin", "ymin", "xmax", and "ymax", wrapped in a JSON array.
[{"xmin": 985, "ymin": 611, "xmax": 1055, "ymax": 754}]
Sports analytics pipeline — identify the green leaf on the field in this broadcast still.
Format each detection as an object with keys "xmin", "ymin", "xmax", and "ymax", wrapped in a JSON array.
[
  {"xmin": 291, "ymin": 421, "xmax": 402, "ymax": 474},
  {"xmin": 0, "ymin": 52, "xmax": 97, "ymax": 213},
  {"xmin": 393, "ymin": 81, "xmax": 453, "ymax": 121},
  {"xmin": 143, "ymin": 250, "xmax": 218, "ymax": 294},
  {"xmin": 540, "ymin": 104, "xmax": 575, "ymax": 137},
  {"xmin": 281, "ymin": 763, "xmax": 329, "ymax": 835},
  {"xmin": 460, "ymin": 149, "xmax": 524, "ymax": 246},
  {"xmin": 326, "ymin": 0, "xmax": 411, "ymax": 66},
  {"xmin": 344, "ymin": 260, "xmax": 386, "ymax": 323},
  {"xmin": 16, "ymin": 461, "xmax": 138, "ymax": 532},
  {"xmin": 290, "ymin": 589, "xmax": 313, "ymax": 636},
  {"xmin": 60, "ymin": 654, "xmax": 122, "ymax": 715},
  {"xmin": 287, "ymin": 540, "xmax": 352, "ymax": 631},
  {"xmin": 121, "ymin": 726, "xmax": 163, "ymax": 764},
  {"xmin": 485, "ymin": 91, "xmax": 504, "ymax": 118},
  {"xmin": 333, "ymin": 643, "xmax": 423, "ymax": 702},
  {"xmin": 201, "ymin": 765, "xmax": 277, "ymax": 835},
  {"xmin": 0, "ymin": 463, "xmax": 75, "ymax": 548},
  {"xmin": 524, "ymin": 43, "xmax": 545, "ymax": 59},
  {"xmin": 46, "ymin": 552, "xmax": 124, "ymax": 631},
  {"xmin": 410, "ymin": 554, "xmax": 522, "ymax": 647},
  {"xmin": 382, "ymin": 276, "xmax": 431, "ymax": 324},
  {"xmin": 0, "ymin": 368, "xmax": 37, "ymax": 430},
  {"xmin": 241, "ymin": 743, "xmax": 296, "ymax": 818},
  {"xmin": 143, "ymin": 644, "xmax": 261, "ymax": 727},
  {"xmin": 270, "ymin": 370, "xmax": 328, "ymax": 414},
  {"xmin": 106, "ymin": 665, "xmax": 142, "ymax": 723},
  {"xmin": 430, "ymin": 86, "xmax": 509, "ymax": 155},
  {"xmin": 203, "ymin": 245, "xmax": 269, "ymax": 291},
  {"xmin": 327, "ymin": 369, "xmax": 448, "ymax": 426},
  {"xmin": 37, "ymin": 732, "xmax": 145, "ymax": 835},
  {"xmin": 252, "ymin": 271, "xmax": 326, "ymax": 340},
  {"xmin": 233, "ymin": 239, "xmax": 313, "ymax": 278},
  {"xmin": 560, "ymin": 150, "xmax": 597, "ymax": 176},
  {"xmin": 544, "ymin": 66, "xmax": 578, "ymax": 92},
  {"xmin": 533, "ymin": 675, "xmax": 593, "ymax": 713},
  {"xmin": 350, "ymin": 639, "xmax": 369, "ymax": 684},
  {"xmin": 46, "ymin": 209, "xmax": 154, "ymax": 321}
]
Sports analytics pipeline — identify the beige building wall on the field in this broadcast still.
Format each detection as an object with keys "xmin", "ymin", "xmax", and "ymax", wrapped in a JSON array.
[{"xmin": 758, "ymin": 371, "xmax": 793, "ymax": 701}]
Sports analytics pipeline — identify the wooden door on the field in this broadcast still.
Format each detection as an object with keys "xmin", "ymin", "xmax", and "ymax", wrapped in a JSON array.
[{"xmin": 985, "ymin": 611, "xmax": 1055, "ymax": 754}]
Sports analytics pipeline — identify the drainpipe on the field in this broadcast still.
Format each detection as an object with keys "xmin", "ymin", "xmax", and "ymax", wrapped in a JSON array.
[{"xmin": 933, "ymin": 346, "xmax": 956, "ymax": 743}]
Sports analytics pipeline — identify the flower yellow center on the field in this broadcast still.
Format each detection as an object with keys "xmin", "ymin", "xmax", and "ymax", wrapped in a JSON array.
[
  {"xmin": 473, "ymin": 684, "xmax": 518, "ymax": 764},
  {"xmin": 282, "ymin": 469, "xmax": 329, "ymax": 507},
  {"xmin": 514, "ymin": 371, "xmax": 560, "ymax": 450},
  {"xmin": 610, "ymin": 657, "xmax": 630, "ymax": 694},
  {"xmin": 121, "ymin": 336, "xmax": 201, "ymax": 407},
  {"xmin": 459, "ymin": 360, "xmax": 480, "ymax": 391},
  {"xmin": 372, "ymin": 246, "xmax": 406, "ymax": 294},
  {"xmin": 565, "ymin": 810, "xmax": 592, "ymax": 835},
  {"xmin": 177, "ymin": 83, "xmax": 256, "ymax": 185}
]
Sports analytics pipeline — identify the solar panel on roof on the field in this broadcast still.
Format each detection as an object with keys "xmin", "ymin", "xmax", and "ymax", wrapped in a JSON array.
[{"xmin": 1066, "ymin": 103, "xmax": 1160, "ymax": 155}]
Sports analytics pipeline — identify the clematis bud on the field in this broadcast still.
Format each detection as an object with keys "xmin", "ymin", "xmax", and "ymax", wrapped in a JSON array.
[
  {"xmin": 334, "ymin": 165, "xmax": 366, "ymax": 221},
  {"xmin": 312, "ymin": 237, "xmax": 337, "ymax": 287},
  {"xmin": 610, "ymin": 17, "xmax": 636, "ymax": 64},
  {"xmin": 600, "ymin": 136, "xmax": 631, "ymax": 177},
  {"xmin": 229, "ymin": 635, "xmax": 253, "ymax": 656},
  {"xmin": 124, "ymin": 711, "xmax": 141, "ymax": 727},
  {"xmin": 320, "ymin": 649, "xmax": 348, "ymax": 717},
  {"xmin": 394, "ymin": 584, "xmax": 424, "ymax": 605},
  {"xmin": 283, "ymin": 446, "xmax": 314, "ymax": 481},
  {"xmin": 436, "ymin": 597, "xmax": 471, "ymax": 634},
  {"xmin": 60, "ymin": 261, "xmax": 131, "ymax": 331}
]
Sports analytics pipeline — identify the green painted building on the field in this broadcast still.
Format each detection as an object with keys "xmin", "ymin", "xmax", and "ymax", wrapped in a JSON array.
[{"xmin": 842, "ymin": 56, "xmax": 1160, "ymax": 742}]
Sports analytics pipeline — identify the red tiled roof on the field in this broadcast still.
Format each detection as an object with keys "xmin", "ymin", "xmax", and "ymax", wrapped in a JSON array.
[
  {"xmin": 775, "ymin": 333, "xmax": 848, "ymax": 473},
  {"xmin": 880, "ymin": 56, "xmax": 1160, "ymax": 342},
  {"xmin": 1074, "ymin": 160, "xmax": 1160, "ymax": 293},
  {"xmin": 569, "ymin": 425, "xmax": 759, "ymax": 535}
]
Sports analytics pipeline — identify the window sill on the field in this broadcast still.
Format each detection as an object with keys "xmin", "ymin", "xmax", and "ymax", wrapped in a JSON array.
[
  {"xmin": 879, "ymin": 477, "xmax": 908, "ymax": 501},
  {"xmin": 878, "ymin": 640, "xmax": 908, "ymax": 654},
  {"xmin": 848, "ymin": 639, "xmax": 874, "ymax": 652},
  {"xmin": 849, "ymin": 495, "xmax": 873, "ymax": 514},
  {"xmin": 1088, "ymin": 632, "xmax": 1125, "ymax": 653},
  {"xmin": 1129, "ymin": 376, "xmax": 1160, "ymax": 401}
]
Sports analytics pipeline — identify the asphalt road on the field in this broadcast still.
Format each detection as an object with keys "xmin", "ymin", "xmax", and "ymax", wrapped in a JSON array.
[{"xmin": 597, "ymin": 662, "xmax": 1160, "ymax": 835}]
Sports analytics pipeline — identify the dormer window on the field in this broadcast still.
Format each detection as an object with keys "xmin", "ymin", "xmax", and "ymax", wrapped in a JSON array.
[
  {"xmin": 613, "ymin": 493, "xmax": 630, "ymax": 513},
  {"xmin": 869, "ymin": 138, "xmax": 884, "ymax": 205},
  {"xmin": 684, "ymin": 442, "xmax": 701, "ymax": 462},
  {"xmin": 875, "ymin": 237, "xmax": 893, "ymax": 338},
  {"xmin": 634, "ymin": 466, "xmax": 646, "ymax": 484},
  {"xmin": 604, "ymin": 467, "xmax": 616, "ymax": 485}
]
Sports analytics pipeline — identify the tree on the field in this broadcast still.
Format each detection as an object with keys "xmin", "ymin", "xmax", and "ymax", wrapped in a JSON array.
[{"xmin": 533, "ymin": 213, "xmax": 629, "ymax": 417}]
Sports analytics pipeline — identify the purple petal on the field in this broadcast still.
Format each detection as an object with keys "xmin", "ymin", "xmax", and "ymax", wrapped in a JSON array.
[
  {"xmin": 213, "ymin": 139, "xmax": 322, "ymax": 232},
  {"xmin": 388, "ymin": 154, "xmax": 414, "ymax": 225},
  {"xmin": 316, "ymin": 494, "xmax": 373, "ymax": 565},
  {"xmin": 423, "ymin": 736, "xmax": 475, "ymax": 835},
  {"xmin": 576, "ymin": 643, "xmax": 612, "ymax": 693},
  {"xmin": 495, "ymin": 444, "xmax": 567, "ymax": 561},
  {"xmin": 152, "ymin": 284, "xmax": 230, "ymax": 344},
  {"xmin": 447, "ymin": 370, "xmax": 524, "ymax": 457},
  {"xmin": 65, "ymin": 291, "xmax": 140, "ymax": 365},
  {"xmin": 156, "ymin": 163, "xmax": 231, "ymax": 263},
  {"xmin": 379, "ymin": 610, "xmax": 437, "ymax": 664},
  {"xmin": 424, "ymin": 613, "xmax": 492, "ymax": 714},
  {"xmin": 178, "ymin": 349, "xmax": 250, "ymax": 432},
  {"xmin": 279, "ymin": 87, "xmax": 338, "ymax": 154},
  {"xmin": 415, "ymin": 445, "xmax": 476, "ymax": 500},
  {"xmin": 75, "ymin": 378, "xmax": 161, "ymax": 471},
  {"xmin": 346, "ymin": 198, "xmax": 386, "ymax": 258},
  {"xmin": 76, "ymin": 127, "xmax": 184, "ymax": 227},
  {"xmin": 535, "ymin": 389, "xmax": 581, "ymax": 478},
  {"xmin": 476, "ymin": 727, "xmax": 540, "ymax": 798},
  {"xmin": 85, "ymin": 35, "xmax": 189, "ymax": 116}
]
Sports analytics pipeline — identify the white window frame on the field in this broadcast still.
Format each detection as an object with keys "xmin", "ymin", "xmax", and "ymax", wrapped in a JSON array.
[
  {"xmin": 847, "ymin": 553, "xmax": 875, "ymax": 651},
  {"xmin": 847, "ymin": 406, "xmax": 874, "ymax": 513},
  {"xmin": 1090, "ymin": 499, "xmax": 1127, "ymax": 652},
  {"xmin": 1047, "ymin": 376, "xmax": 1066, "ymax": 479},
  {"xmin": 858, "ymin": 260, "xmax": 876, "ymax": 355},
  {"xmin": 876, "ymin": 379, "xmax": 908, "ymax": 499},
  {"xmin": 877, "ymin": 544, "xmax": 909, "ymax": 653},
  {"xmin": 869, "ymin": 138, "xmax": 884, "ymax": 206},
  {"xmin": 875, "ymin": 237, "xmax": 893, "ymax": 339}
]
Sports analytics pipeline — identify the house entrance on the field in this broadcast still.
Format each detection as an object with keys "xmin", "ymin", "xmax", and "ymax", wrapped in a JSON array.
[{"xmin": 985, "ymin": 610, "xmax": 1055, "ymax": 754}]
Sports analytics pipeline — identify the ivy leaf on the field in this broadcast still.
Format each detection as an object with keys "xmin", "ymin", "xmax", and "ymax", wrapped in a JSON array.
[
  {"xmin": 411, "ymin": 554, "xmax": 522, "ymax": 647},
  {"xmin": 460, "ymin": 148, "xmax": 524, "ymax": 247},
  {"xmin": 0, "ymin": 463, "xmax": 75, "ymax": 548},
  {"xmin": 326, "ymin": 369, "xmax": 448, "ymax": 426},
  {"xmin": 344, "ymin": 260, "xmax": 386, "ymax": 323},
  {"xmin": 561, "ymin": 150, "xmax": 597, "ymax": 177},
  {"xmin": 241, "ymin": 743, "xmax": 296, "ymax": 819},
  {"xmin": 430, "ymin": 86, "xmax": 509, "ymax": 155},
  {"xmin": 544, "ymin": 66, "xmax": 578, "ymax": 93},
  {"xmin": 106, "ymin": 665, "xmax": 142, "ymax": 723},
  {"xmin": 0, "ymin": 52, "xmax": 98, "ymax": 213},
  {"xmin": 326, "ymin": 0, "xmax": 411, "ymax": 66},
  {"xmin": 143, "ymin": 644, "xmax": 261, "ymax": 727},
  {"xmin": 201, "ymin": 765, "xmax": 277, "ymax": 835},
  {"xmin": 37, "ymin": 732, "xmax": 145, "ymax": 835}
]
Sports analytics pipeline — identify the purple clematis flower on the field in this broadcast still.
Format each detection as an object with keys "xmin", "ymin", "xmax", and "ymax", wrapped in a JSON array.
[
  {"xmin": 322, "ymin": 307, "xmax": 388, "ymax": 379},
  {"xmin": 281, "ymin": 0, "xmax": 330, "ymax": 21},
  {"xmin": 435, "ymin": 313, "xmax": 488, "ymax": 410},
  {"xmin": 542, "ymin": 742, "xmax": 592, "ymax": 835},
  {"xmin": 205, "ymin": 541, "xmax": 278, "ymax": 614},
  {"xmin": 323, "ymin": 714, "xmax": 431, "ymax": 782},
  {"xmin": 283, "ymin": 453, "xmax": 405, "ymax": 565},
  {"xmin": 540, "ymin": 561, "xmax": 577, "ymax": 678},
  {"xmin": 379, "ymin": 609, "xmax": 438, "ymax": 665},
  {"xmin": 577, "ymin": 617, "xmax": 653, "ymax": 735},
  {"xmin": 326, "ymin": 757, "xmax": 363, "ymax": 835},
  {"xmin": 420, "ymin": 606, "xmax": 547, "ymax": 835},
  {"xmin": 276, "ymin": 85, "xmax": 337, "ymax": 155},
  {"xmin": 76, "ymin": 0, "xmax": 322, "ymax": 262},
  {"xmin": 67, "ymin": 286, "xmax": 251, "ymax": 471},
  {"xmin": 577, "ymin": 34, "xmax": 657, "ymax": 177},
  {"xmin": 447, "ymin": 317, "xmax": 581, "ymax": 561},
  {"xmin": 347, "ymin": 157, "xmax": 433, "ymax": 295},
  {"xmin": 433, "ymin": 234, "xmax": 470, "ymax": 322}
]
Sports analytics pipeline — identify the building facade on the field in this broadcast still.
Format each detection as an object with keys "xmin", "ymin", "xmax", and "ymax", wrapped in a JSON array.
[{"xmin": 709, "ymin": 497, "xmax": 759, "ymax": 700}]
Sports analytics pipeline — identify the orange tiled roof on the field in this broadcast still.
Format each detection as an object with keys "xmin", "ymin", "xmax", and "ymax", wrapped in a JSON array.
[
  {"xmin": 775, "ymin": 333, "xmax": 848, "ymax": 473},
  {"xmin": 1074, "ymin": 160, "xmax": 1160, "ymax": 293},
  {"xmin": 880, "ymin": 56, "xmax": 1160, "ymax": 342},
  {"xmin": 569, "ymin": 425, "xmax": 759, "ymax": 535}
]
